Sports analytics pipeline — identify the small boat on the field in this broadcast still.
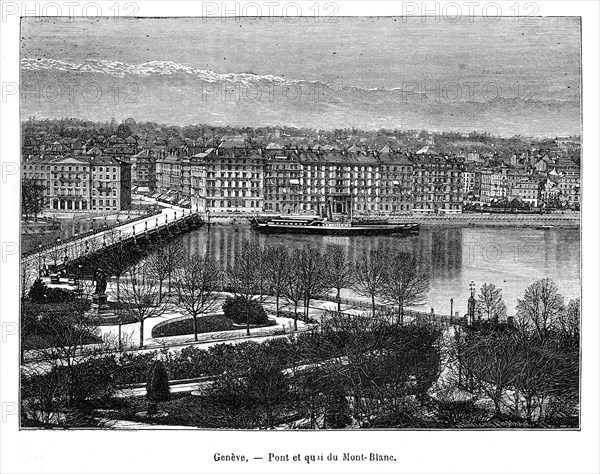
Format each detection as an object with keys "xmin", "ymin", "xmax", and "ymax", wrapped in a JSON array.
[{"xmin": 250, "ymin": 215, "xmax": 419, "ymax": 235}]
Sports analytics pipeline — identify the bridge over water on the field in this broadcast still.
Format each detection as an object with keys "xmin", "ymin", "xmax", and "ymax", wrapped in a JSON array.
[{"xmin": 22, "ymin": 205, "xmax": 204, "ymax": 276}]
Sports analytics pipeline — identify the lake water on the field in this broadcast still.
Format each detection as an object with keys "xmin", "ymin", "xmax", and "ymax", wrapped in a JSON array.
[{"xmin": 179, "ymin": 225, "xmax": 581, "ymax": 317}]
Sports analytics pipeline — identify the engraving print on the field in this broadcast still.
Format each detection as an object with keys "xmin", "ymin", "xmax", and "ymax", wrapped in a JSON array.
[{"xmin": 19, "ymin": 15, "xmax": 581, "ymax": 431}]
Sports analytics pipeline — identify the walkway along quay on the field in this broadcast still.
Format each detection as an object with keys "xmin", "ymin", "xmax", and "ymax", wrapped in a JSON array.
[
  {"xmin": 388, "ymin": 211, "xmax": 580, "ymax": 228},
  {"xmin": 21, "ymin": 206, "xmax": 204, "ymax": 274}
]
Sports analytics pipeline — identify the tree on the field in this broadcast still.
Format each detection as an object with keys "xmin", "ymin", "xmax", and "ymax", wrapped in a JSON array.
[
  {"xmin": 324, "ymin": 244, "xmax": 353, "ymax": 313},
  {"xmin": 324, "ymin": 392, "xmax": 352, "ymax": 429},
  {"xmin": 556, "ymin": 298, "xmax": 580, "ymax": 341},
  {"xmin": 263, "ymin": 244, "xmax": 289, "ymax": 315},
  {"xmin": 476, "ymin": 283, "xmax": 507, "ymax": 323},
  {"xmin": 146, "ymin": 242, "xmax": 170, "ymax": 303},
  {"xmin": 97, "ymin": 234, "xmax": 137, "ymax": 301},
  {"xmin": 461, "ymin": 330, "xmax": 517, "ymax": 416},
  {"xmin": 222, "ymin": 296, "xmax": 268, "ymax": 325},
  {"xmin": 283, "ymin": 249, "xmax": 305, "ymax": 330},
  {"xmin": 176, "ymin": 253, "xmax": 222, "ymax": 341},
  {"xmin": 296, "ymin": 245, "xmax": 328, "ymax": 323},
  {"xmin": 148, "ymin": 240, "xmax": 184, "ymax": 301},
  {"xmin": 208, "ymin": 344, "xmax": 290, "ymax": 429},
  {"xmin": 381, "ymin": 252, "xmax": 429, "ymax": 325},
  {"xmin": 21, "ymin": 258, "xmax": 36, "ymax": 301},
  {"xmin": 162, "ymin": 240, "xmax": 184, "ymax": 295},
  {"xmin": 22, "ymin": 177, "xmax": 46, "ymax": 220},
  {"xmin": 146, "ymin": 360, "xmax": 170, "ymax": 415},
  {"xmin": 114, "ymin": 262, "xmax": 170, "ymax": 348},
  {"xmin": 353, "ymin": 247, "xmax": 388, "ymax": 317},
  {"xmin": 516, "ymin": 278, "xmax": 565, "ymax": 339},
  {"xmin": 22, "ymin": 283, "xmax": 120, "ymax": 410},
  {"xmin": 226, "ymin": 239, "xmax": 262, "ymax": 335}
]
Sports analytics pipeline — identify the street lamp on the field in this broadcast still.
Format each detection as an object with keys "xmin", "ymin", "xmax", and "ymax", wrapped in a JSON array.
[
  {"xmin": 468, "ymin": 281, "xmax": 476, "ymax": 324},
  {"xmin": 37, "ymin": 244, "xmax": 42, "ymax": 277}
]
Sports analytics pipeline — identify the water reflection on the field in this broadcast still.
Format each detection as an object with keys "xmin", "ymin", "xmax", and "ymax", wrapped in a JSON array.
[{"xmin": 180, "ymin": 225, "xmax": 581, "ymax": 316}]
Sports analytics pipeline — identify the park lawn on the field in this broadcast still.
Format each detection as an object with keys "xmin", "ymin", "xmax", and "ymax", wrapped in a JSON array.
[{"xmin": 151, "ymin": 314, "xmax": 276, "ymax": 338}]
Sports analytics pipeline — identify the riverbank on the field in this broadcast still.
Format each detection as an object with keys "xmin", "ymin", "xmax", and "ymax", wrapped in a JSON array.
[
  {"xmin": 391, "ymin": 212, "xmax": 580, "ymax": 228},
  {"xmin": 203, "ymin": 212, "xmax": 580, "ymax": 228}
]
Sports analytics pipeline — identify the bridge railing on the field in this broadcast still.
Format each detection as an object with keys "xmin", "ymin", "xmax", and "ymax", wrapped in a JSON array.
[{"xmin": 22, "ymin": 210, "xmax": 163, "ymax": 259}]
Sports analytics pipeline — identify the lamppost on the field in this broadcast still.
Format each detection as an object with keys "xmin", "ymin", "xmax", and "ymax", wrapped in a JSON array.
[
  {"xmin": 450, "ymin": 298, "xmax": 454, "ymax": 324},
  {"xmin": 77, "ymin": 264, "xmax": 83, "ymax": 297},
  {"xmin": 468, "ymin": 281, "xmax": 476, "ymax": 325},
  {"xmin": 37, "ymin": 244, "xmax": 42, "ymax": 278}
]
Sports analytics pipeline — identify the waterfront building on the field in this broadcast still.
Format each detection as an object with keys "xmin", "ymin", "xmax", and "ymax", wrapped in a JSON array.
[
  {"xmin": 295, "ymin": 148, "xmax": 413, "ymax": 216},
  {"xmin": 557, "ymin": 174, "xmax": 581, "ymax": 208},
  {"xmin": 130, "ymin": 149, "xmax": 158, "ymax": 191},
  {"xmin": 90, "ymin": 155, "xmax": 132, "ymax": 212},
  {"xmin": 411, "ymin": 155, "xmax": 464, "ymax": 213},
  {"xmin": 462, "ymin": 169, "xmax": 477, "ymax": 200},
  {"xmin": 23, "ymin": 154, "xmax": 91, "ymax": 212},
  {"xmin": 189, "ymin": 150, "xmax": 211, "ymax": 212},
  {"xmin": 263, "ymin": 148, "xmax": 305, "ymax": 214},
  {"xmin": 377, "ymin": 150, "xmax": 413, "ymax": 214},
  {"xmin": 510, "ymin": 179, "xmax": 541, "ymax": 207},
  {"xmin": 505, "ymin": 169, "xmax": 530, "ymax": 195},
  {"xmin": 479, "ymin": 169, "xmax": 508, "ymax": 204},
  {"xmin": 155, "ymin": 152, "xmax": 183, "ymax": 202},
  {"xmin": 22, "ymin": 154, "xmax": 132, "ymax": 212},
  {"xmin": 203, "ymin": 144, "xmax": 264, "ymax": 212}
]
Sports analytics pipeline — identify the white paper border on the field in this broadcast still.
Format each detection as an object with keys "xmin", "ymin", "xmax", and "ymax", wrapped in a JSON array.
[{"xmin": 1, "ymin": 2, "xmax": 598, "ymax": 473}]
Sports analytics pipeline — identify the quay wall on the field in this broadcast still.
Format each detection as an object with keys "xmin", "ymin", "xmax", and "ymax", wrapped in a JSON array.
[{"xmin": 203, "ymin": 212, "xmax": 581, "ymax": 229}]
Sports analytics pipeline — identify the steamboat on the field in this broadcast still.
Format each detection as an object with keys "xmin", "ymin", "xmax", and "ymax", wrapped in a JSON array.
[{"xmin": 250, "ymin": 215, "xmax": 419, "ymax": 235}]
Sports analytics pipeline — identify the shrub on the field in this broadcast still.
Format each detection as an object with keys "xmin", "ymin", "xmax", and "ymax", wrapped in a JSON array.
[
  {"xmin": 28, "ymin": 278, "xmax": 75, "ymax": 304},
  {"xmin": 146, "ymin": 361, "xmax": 170, "ymax": 415},
  {"xmin": 222, "ymin": 296, "xmax": 268, "ymax": 325},
  {"xmin": 324, "ymin": 394, "xmax": 352, "ymax": 429}
]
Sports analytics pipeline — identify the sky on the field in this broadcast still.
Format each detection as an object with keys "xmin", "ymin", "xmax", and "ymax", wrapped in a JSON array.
[{"xmin": 20, "ymin": 17, "xmax": 582, "ymax": 136}]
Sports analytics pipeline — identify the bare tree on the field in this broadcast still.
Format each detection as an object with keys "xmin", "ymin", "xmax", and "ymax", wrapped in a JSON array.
[
  {"xmin": 296, "ymin": 245, "xmax": 329, "ymax": 322},
  {"xmin": 115, "ymin": 262, "xmax": 170, "ymax": 348},
  {"xmin": 22, "ymin": 177, "xmax": 46, "ymax": 221},
  {"xmin": 226, "ymin": 238, "xmax": 262, "ymax": 334},
  {"xmin": 263, "ymin": 244, "xmax": 289, "ymax": 315},
  {"xmin": 46, "ymin": 243, "xmax": 65, "ymax": 272},
  {"xmin": 162, "ymin": 240, "xmax": 185, "ymax": 296},
  {"xmin": 516, "ymin": 278, "xmax": 565, "ymax": 339},
  {"xmin": 476, "ymin": 283, "xmax": 507, "ymax": 323},
  {"xmin": 146, "ymin": 242, "xmax": 169, "ymax": 303},
  {"xmin": 176, "ymin": 253, "xmax": 222, "ymax": 341},
  {"xmin": 556, "ymin": 298, "xmax": 580, "ymax": 341},
  {"xmin": 22, "ymin": 283, "xmax": 120, "ymax": 411},
  {"xmin": 324, "ymin": 244, "xmax": 353, "ymax": 313},
  {"xmin": 283, "ymin": 249, "xmax": 305, "ymax": 330},
  {"xmin": 353, "ymin": 247, "xmax": 388, "ymax": 317},
  {"xmin": 147, "ymin": 240, "xmax": 184, "ymax": 301},
  {"xmin": 462, "ymin": 330, "xmax": 517, "ymax": 416},
  {"xmin": 98, "ymin": 238, "xmax": 136, "ymax": 301},
  {"xmin": 381, "ymin": 252, "xmax": 429, "ymax": 325},
  {"xmin": 21, "ymin": 258, "xmax": 36, "ymax": 301}
]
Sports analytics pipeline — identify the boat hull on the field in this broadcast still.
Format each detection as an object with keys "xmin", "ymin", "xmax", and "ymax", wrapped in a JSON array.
[{"xmin": 253, "ymin": 223, "xmax": 419, "ymax": 236}]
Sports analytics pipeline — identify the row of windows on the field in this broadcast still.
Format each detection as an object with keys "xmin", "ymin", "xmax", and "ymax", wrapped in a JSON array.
[
  {"xmin": 27, "ymin": 165, "xmax": 118, "ymax": 172},
  {"xmin": 206, "ymin": 200, "xmax": 260, "ymax": 208}
]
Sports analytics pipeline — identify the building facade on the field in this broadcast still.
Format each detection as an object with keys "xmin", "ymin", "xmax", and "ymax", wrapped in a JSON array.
[
  {"xmin": 22, "ymin": 154, "xmax": 131, "ymax": 212},
  {"xmin": 411, "ymin": 156, "xmax": 464, "ymax": 213}
]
